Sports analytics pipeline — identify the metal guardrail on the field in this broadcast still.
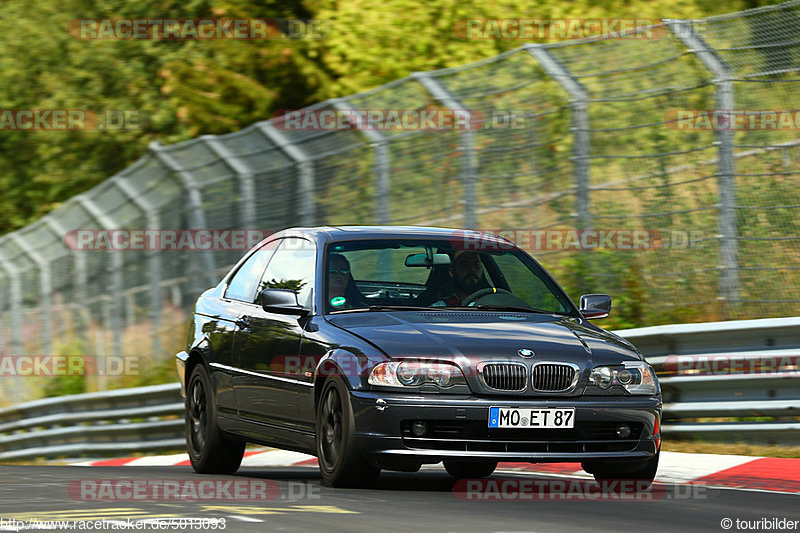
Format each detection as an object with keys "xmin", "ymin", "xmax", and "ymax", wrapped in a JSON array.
[
  {"xmin": 0, "ymin": 318, "xmax": 797, "ymax": 460},
  {"xmin": 0, "ymin": 383, "xmax": 184, "ymax": 461},
  {"xmin": 618, "ymin": 316, "xmax": 800, "ymax": 443}
]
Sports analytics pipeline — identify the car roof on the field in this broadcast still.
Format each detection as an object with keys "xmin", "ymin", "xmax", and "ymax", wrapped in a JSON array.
[{"xmin": 275, "ymin": 225, "xmax": 511, "ymax": 245}]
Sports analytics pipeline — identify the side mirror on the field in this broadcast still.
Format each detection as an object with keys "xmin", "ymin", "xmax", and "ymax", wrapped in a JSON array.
[
  {"xmin": 580, "ymin": 294, "xmax": 611, "ymax": 320},
  {"xmin": 259, "ymin": 288, "xmax": 309, "ymax": 315}
]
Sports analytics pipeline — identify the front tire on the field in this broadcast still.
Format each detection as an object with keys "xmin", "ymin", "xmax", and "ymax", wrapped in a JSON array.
[
  {"xmin": 316, "ymin": 377, "xmax": 380, "ymax": 487},
  {"xmin": 443, "ymin": 460, "xmax": 497, "ymax": 478},
  {"xmin": 185, "ymin": 364, "xmax": 245, "ymax": 474}
]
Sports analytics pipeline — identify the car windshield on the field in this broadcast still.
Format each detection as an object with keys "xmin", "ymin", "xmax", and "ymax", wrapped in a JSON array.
[{"xmin": 324, "ymin": 238, "xmax": 577, "ymax": 315}]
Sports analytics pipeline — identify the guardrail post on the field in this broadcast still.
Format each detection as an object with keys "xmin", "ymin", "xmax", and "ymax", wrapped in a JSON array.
[
  {"xmin": 667, "ymin": 19, "xmax": 739, "ymax": 310},
  {"xmin": 413, "ymin": 72, "xmax": 478, "ymax": 229},
  {"xmin": 526, "ymin": 44, "xmax": 591, "ymax": 232},
  {"xmin": 257, "ymin": 122, "xmax": 316, "ymax": 226},
  {"xmin": 8, "ymin": 234, "xmax": 52, "ymax": 356},
  {"xmin": 112, "ymin": 175, "xmax": 162, "ymax": 360},
  {"xmin": 148, "ymin": 142, "xmax": 218, "ymax": 290},
  {"xmin": 75, "ymin": 195, "xmax": 124, "ymax": 378}
]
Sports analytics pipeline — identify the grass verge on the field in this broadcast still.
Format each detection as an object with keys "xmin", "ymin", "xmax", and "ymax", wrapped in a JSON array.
[{"xmin": 663, "ymin": 439, "xmax": 800, "ymax": 458}]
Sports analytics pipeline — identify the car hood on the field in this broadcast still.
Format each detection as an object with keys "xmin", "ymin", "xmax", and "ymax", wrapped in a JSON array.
[{"xmin": 326, "ymin": 310, "xmax": 641, "ymax": 368}]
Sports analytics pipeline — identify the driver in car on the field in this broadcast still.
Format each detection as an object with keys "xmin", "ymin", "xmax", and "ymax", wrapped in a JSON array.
[
  {"xmin": 432, "ymin": 250, "xmax": 487, "ymax": 306},
  {"xmin": 327, "ymin": 253, "xmax": 370, "ymax": 311}
]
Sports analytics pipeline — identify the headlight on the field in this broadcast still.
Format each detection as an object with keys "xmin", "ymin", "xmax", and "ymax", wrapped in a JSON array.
[
  {"xmin": 589, "ymin": 362, "xmax": 658, "ymax": 395},
  {"xmin": 368, "ymin": 360, "xmax": 466, "ymax": 389}
]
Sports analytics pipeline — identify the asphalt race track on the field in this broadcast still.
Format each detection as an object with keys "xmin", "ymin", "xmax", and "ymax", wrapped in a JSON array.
[{"xmin": 1, "ymin": 465, "xmax": 798, "ymax": 532}]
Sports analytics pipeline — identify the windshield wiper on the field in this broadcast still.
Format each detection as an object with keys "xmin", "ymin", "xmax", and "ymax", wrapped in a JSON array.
[
  {"xmin": 368, "ymin": 305, "xmax": 434, "ymax": 311},
  {"xmin": 469, "ymin": 304, "xmax": 568, "ymax": 315},
  {"xmin": 331, "ymin": 305, "xmax": 434, "ymax": 313}
]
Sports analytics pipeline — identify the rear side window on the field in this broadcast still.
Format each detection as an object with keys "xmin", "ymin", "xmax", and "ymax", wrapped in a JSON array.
[{"xmin": 225, "ymin": 241, "xmax": 278, "ymax": 302}]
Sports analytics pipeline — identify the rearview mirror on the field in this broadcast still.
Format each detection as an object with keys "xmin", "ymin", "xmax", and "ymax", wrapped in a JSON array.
[
  {"xmin": 259, "ymin": 288, "xmax": 308, "ymax": 315},
  {"xmin": 405, "ymin": 253, "xmax": 451, "ymax": 267},
  {"xmin": 580, "ymin": 294, "xmax": 611, "ymax": 320}
]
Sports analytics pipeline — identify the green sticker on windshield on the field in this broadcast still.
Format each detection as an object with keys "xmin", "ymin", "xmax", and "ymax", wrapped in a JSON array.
[{"xmin": 330, "ymin": 296, "xmax": 347, "ymax": 307}]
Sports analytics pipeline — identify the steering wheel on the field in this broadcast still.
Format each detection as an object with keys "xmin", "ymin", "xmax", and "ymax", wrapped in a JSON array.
[{"xmin": 462, "ymin": 287, "xmax": 514, "ymax": 306}]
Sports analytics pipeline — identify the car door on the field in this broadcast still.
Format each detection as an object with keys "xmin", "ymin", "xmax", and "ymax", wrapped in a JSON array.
[
  {"xmin": 233, "ymin": 237, "xmax": 316, "ymax": 432},
  {"xmin": 212, "ymin": 241, "xmax": 278, "ymax": 415}
]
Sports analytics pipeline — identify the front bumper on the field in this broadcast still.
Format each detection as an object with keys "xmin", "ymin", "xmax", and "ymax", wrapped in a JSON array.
[
  {"xmin": 175, "ymin": 351, "xmax": 189, "ymax": 398},
  {"xmin": 351, "ymin": 391, "xmax": 661, "ymax": 464}
]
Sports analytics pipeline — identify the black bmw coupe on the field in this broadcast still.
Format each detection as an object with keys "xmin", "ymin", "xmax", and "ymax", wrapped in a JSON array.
[{"xmin": 176, "ymin": 226, "xmax": 661, "ymax": 487}]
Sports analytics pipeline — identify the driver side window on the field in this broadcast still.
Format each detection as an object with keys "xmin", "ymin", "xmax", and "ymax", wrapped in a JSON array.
[
  {"xmin": 225, "ymin": 242, "xmax": 278, "ymax": 302},
  {"xmin": 258, "ymin": 238, "xmax": 316, "ymax": 309}
]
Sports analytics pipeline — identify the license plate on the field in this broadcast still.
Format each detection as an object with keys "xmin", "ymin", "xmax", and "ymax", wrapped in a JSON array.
[{"xmin": 488, "ymin": 407, "xmax": 575, "ymax": 428}]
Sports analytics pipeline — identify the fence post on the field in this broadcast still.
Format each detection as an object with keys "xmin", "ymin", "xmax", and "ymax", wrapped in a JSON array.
[
  {"xmin": 0, "ymin": 252, "xmax": 23, "ymax": 403},
  {"xmin": 257, "ymin": 122, "xmax": 316, "ymax": 226},
  {"xmin": 148, "ymin": 141, "xmax": 218, "ymax": 289},
  {"xmin": 43, "ymin": 216, "xmax": 90, "ymax": 348},
  {"xmin": 202, "ymin": 136, "xmax": 257, "ymax": 230},
  {"xmin": 73, "ymin": 196, "xmax": 124, "ymax": 389},
  {"xmin": 112, "ymin": 175, "xmax": 162, "ymax": 360},
  {"xmin": 413, "ymin": 72, "xmax": 478, "ymax": 229},
  {"xmin": 667, "ymin": 19, "xmax": 739, "ymax": 309},
  {"xmin": 526, "ymin": 44, "xmax": 591, "ymax": 232},
  {"xmin": 0, "ymin": 252, "xmax": 23, "ymax": 357},
  {"xmin": 331, "ymin": 99, "xmax": 392, "ymax": 225},
  {"xmin": 0, "ymin": 273, "xmax": 5, "ymax": 352},
  {"xmin": 8, "ymin": 234, "xmax": 52, "ymax": 356}
]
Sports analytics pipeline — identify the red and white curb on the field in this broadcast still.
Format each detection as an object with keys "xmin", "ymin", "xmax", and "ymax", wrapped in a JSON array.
[{"xmin": 71, "ymin": 450, "xmax": 800, "ymax": 494}]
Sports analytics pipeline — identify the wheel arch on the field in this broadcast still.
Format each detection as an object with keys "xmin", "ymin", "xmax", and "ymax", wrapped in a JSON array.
[
  {"xmin": 313, "ymin": 349, "xmax": 375, "ymax": 410},
  {"xmin": 184, "ymin": 349, "xmax": 208, "ymax": 394}
]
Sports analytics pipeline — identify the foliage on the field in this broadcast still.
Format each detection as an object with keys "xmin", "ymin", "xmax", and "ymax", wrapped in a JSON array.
[
  {"xmin": 0, "ymin": 0, "xmax": 783, "ymax": 234},
  {"xmin": 40, "ymin": 335, "xmax": 88, "ymax": 398}
]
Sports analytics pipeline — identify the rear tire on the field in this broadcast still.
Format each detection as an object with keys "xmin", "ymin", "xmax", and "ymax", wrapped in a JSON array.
[
  {"xmin": 443, "ymin": 460, "xmax": 497, "ymax": 478},
  {"xmin": 316, "ymin": 377, "xmax": 380, "ymax": 487},
  {"xmin": 185, "ymin": 364, "xmax": 245, "ymax": 474}
]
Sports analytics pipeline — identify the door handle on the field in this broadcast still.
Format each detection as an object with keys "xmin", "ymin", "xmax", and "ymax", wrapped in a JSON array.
[{"xmin": 235, "ymin": 317, "xmax": 251, "ymax": 329}]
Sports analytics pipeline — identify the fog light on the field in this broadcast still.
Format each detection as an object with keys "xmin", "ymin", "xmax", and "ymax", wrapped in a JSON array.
[
  {"xmin": 411, "ymin": 421, "xmax": 427, "ymax": 437},
  {"xmin": 616, "ymin": 424, "xmax": 631, "ymax": 439}
]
